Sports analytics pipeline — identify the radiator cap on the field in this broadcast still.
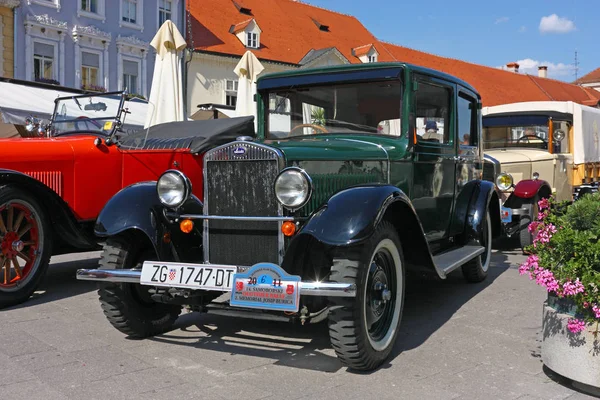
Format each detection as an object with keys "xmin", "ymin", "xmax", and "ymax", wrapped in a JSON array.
[{"xmin": 236, "ymin": 136, "xmax": 254, "ymax": 142}]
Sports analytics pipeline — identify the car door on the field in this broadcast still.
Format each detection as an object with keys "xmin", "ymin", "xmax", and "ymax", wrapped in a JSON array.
[
  {"xmin": 411, "ymin": 77, "xmax": 456, "ymax": 242},
  {"xmin": 449, "ymin": 89, "xmax": 481, "ymax": 236}
]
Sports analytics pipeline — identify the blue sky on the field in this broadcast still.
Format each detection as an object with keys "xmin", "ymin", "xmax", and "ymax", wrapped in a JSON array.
[{"xmin": 307, "ymin": 0, "xmax": 597, "ymax": 82}]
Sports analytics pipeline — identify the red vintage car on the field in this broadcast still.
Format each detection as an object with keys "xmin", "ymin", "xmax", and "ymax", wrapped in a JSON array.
[{"xmin": 0, "ymin": 91, "xmax": 253, "ymax": 308}]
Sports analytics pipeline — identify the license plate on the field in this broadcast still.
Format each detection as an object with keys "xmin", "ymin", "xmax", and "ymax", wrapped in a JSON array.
[
  {"xmin": 140, "ymin": 261, "xmax": 236, "ymax": 291},
  {"xmin": 501, "ymin": 206, "xmax": 512, "ymax": 223},
  {"xmin": 230, "ymin": 263, "xmax": 301, "ymax": 312}
]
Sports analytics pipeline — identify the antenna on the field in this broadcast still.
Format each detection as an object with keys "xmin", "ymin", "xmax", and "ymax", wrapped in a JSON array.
[{"xmin": 574, "ymin": 50, "xmax": 580, "ymax": 82}]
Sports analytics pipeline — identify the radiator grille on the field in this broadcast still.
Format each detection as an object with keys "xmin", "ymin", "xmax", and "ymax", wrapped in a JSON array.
[
  {"xmin": 482, "ymin": 160, "xmax": 496, "ymax": 183},
  {"xmin": 204, "ymin": 142, "xmax": 282, "ymax": 266},
  {"xmin": 24, "ymin": 171, "xmax": 62, "ymax": 196}
]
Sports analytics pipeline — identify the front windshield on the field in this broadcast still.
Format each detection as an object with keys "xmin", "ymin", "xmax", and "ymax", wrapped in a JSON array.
[
  {"xmin": 266, "ymin": 80, "xmax": 402, "ymax": 139},
  {"xmin": 483, "ymin": 120, "xmax": 571, "ymax": 153},
  {"xmin": 483, "ymin": 124, "xmax": 549, "ymax": 150},
  {"xmin": 50, "ymin": 93, "xmax": 124, "ymax": 136}
]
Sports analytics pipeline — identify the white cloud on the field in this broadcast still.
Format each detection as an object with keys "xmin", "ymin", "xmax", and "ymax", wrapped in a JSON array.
[
  {"xmin": 495, "ymin": 16, "xmax": 509, "ymax": 24},
  {"xmin": 518, "ymin": 25, "xmax": 527, "ymax": 33},
  {"xmin": 539, "ymin": 14, "xmax": 576, "ymax": 34},
  {"xmin": 497, "ymin": 58, "xmax": 574, "ymax": 78}
]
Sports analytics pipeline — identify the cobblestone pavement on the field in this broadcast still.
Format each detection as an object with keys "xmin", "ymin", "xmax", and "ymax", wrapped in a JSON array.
[{"xmin": 0, "ymin": 248, "xmax": 598, "ymax": 400}]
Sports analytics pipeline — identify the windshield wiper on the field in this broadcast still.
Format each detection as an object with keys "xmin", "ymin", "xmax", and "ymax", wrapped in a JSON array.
[{"xmin": 73, "ymin": 97, "xmax": 82, "ymax": 110}]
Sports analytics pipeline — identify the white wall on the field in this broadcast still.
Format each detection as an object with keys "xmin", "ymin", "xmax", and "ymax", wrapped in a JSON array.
[{"xmin": 186, "ymin": 52, "xmax": 295, "ymax": 116}]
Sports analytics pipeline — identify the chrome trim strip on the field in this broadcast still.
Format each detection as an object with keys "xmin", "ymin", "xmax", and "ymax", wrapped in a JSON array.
[
  {"xmin": 180, "ymin": 214, "xmax": 296, "ymax": 222},
  {"xmin": 511, "ymin": 207, "xmax": 529, "ymax": 216},
  {"xmin": 76, "ymin": 268, "xmax": 356, "ymax": 297},
  {"xmin": 338, "ymin": 138, "xmax": 391, "ymax": 183},
  {"xmin": 203, "ymin": 141, "xmax": 286, "ymax": 264}
]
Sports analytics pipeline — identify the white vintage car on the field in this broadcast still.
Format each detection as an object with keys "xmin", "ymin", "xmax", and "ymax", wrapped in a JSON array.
[{"xmin": 482, "ymin": 101, "xmax": 600, "ymax": 250}]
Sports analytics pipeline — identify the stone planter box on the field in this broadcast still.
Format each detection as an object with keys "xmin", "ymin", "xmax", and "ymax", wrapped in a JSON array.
[{"xmin": 541, "ymin": 296, "xmax": 600, "ymax": 389}]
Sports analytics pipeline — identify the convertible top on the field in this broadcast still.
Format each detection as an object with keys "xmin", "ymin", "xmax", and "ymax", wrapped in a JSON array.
[{"xmin": 119, "ymin": 116, "xmax": 255, "ymax": 153}]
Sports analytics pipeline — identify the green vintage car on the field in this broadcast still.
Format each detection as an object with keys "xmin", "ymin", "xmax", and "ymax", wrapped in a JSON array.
[{"xmin": 78, "ymin": 63, "xmax": 501, "ymax": 371}]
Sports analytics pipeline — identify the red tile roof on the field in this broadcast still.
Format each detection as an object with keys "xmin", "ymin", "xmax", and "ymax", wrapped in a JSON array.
[
  {"xmin": 229, "ymin": 18, "xmax": 254, "ymax": 34},
  {"xmin": 188, "ymin": 0, "xmax": 600, "ymax": 107},
  {"xmin": 378, "ymin": 42, "xmax": 600, "ymax": 107},
  {"xmin": 575, "ymin": 67, "xmax": 600, "ymax": 85},
  {"xmin": 189, "ymin": 0, "xmax": 393, "ymax": 64},
  {"xmin": 352, "ymin": 44, "xmax": 375, "ymax": 57}
]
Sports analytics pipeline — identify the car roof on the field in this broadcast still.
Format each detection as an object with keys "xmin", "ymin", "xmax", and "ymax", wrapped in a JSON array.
[{"xmin": 257, "ymin": 62, "xmax": 480, "ymax": 98}]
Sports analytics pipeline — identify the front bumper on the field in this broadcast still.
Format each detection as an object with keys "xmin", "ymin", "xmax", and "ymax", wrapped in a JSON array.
[{"xmin": 76, "ymin": 268, "xmax": 357, "ymax": 298}]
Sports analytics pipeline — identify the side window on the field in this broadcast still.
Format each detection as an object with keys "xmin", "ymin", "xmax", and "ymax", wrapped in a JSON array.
[
  {"xmin": 415, "ymin": 81, "xmax": 451, "ymax": 145},
  {"xmin": 458, "ymin": 93, "xmax": 478, "ymax": 147}
]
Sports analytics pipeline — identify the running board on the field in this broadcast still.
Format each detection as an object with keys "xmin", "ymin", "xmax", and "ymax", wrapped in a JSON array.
[{"xmin": 433, "ymin": 245, "xmax": 485, "ymax": 276}]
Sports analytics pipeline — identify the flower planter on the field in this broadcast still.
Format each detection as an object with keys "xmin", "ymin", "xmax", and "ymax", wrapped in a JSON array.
[{"xmin": 541, "ymin": 295, "xmax": 600, "ymax": 389}]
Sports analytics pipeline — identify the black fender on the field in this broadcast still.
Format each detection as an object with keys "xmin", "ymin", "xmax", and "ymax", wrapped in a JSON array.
[
  {"xmin": 292, "ymin": 184, "xmax": 438, "ymax": 276},
  {"xmin": 298, "ymin": 184, "xmax": 415, "ymax": 246},
  {"xmin": 94, "ymin": 182, "xmax": 203, "ymax": 262},
  {"xmin": 463, "ymin": 180, "xmax": 501, "ymax": 242},
  {"xmin": 0, "ymin": 169, "xmax": 96, "ymax": 252}
]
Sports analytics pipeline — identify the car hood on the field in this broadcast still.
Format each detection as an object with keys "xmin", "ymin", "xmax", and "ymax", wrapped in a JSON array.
[
  {"xmin": 485, "ymin": 148, "xmax": 554, "ymax": 164},
  {"xmin": 262, "ymin": 135, "xmax": 400, "ymax": 162},
  {"xmin": 0, "ymin": 137, "xmax": 76, "ymax": 165}
]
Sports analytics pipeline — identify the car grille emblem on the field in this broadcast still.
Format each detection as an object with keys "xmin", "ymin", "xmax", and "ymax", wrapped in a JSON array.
[{"xmin": 233, "ymin": 147, "xmax": 246, "ymax": 155}]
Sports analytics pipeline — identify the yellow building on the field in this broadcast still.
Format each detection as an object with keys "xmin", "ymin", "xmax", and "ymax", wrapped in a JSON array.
[{"xmin": 0, "ymin": 1, "xmax": 19, "ymax": 78}]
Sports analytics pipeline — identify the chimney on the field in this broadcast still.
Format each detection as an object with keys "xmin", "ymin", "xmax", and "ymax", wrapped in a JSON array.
[
  {"xmin": 506, "ymin": 62, "xmax": 520, "ymax": 73},
  {"xmin": 538, "ymin": 65, "xmax": 548, "ymax": 78}
]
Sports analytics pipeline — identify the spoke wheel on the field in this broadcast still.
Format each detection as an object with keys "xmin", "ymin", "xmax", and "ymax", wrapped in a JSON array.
[
  {"xmin": 0, "ymin": 186, "xmax": 51, "ymax": 308},
  {"xmin": 0, "ymin": 202, "xmax": 42, "ymax": 289}
]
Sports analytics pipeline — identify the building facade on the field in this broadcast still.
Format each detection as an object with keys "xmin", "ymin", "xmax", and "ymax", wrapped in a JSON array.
[
  {"xmin": 11, "ymin": 0, "xmax": 185, "ymax": 97},
  {"xmin": 185, "ymin": 0, "xmax": 383, "ymax": 117},
  {"xmin": 0, "ymin": 0, "xmax": 19, "ymax": 78}
]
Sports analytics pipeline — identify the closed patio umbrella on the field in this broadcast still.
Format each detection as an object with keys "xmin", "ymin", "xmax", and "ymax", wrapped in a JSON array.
[
  {"xmin": 144, "ymin": 20, "xmax": 187, "ymax": 128},
  {"xmin": 234, "ymin": 51, "xmax": 265, "ymax": 130}
]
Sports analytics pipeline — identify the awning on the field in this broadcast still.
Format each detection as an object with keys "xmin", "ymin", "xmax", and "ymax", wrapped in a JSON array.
[{"xmin": 0, "ymin": 81, "xmax": 148, "ymax": 127}]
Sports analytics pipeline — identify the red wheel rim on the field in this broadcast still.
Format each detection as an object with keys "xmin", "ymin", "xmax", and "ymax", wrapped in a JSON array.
[{"xmin": 0, "ymin": 202, "xmax": 40, "ymax": 288}]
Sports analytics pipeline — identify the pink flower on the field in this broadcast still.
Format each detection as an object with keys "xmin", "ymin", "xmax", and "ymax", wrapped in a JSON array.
[
  {"xmin": 538, "ymin": 198, "xmax": 550, "ymax": 210},
  {"xmin": 518, "ymin": 254, "xmax": 539, "ymax": 278},
  {"xmin": 562, "ymin": 279, "xmax": 586, "ymax": 296},
  {"xmin": 593, "ymin": 305, "xmax": 600, "ymax": 319},
  {"xmin": 584, "ymin": 302, "xmax": 590, "ymax": 308},
  {"xmin": 528, "ymin": 221, "xmax": 540, "ymax": 233},
  {"xmin": 533, "ymin": 223, "xmax": 557, "ymax": 247},
  {"xmin": 567, "ymin": 318, "xmax": 587, "ymax": 334},
  {"xmin": 537, "ymin": 212, "xmax": 546, "ymax": 221},
  {"xmin": 534, "ymin": 268, "xmax": 559, "ymax": 293}
]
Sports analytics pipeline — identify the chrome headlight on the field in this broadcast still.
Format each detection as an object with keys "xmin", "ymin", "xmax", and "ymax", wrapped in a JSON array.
[
  {"xmin": 157, "ymin": 170, "xmax": 191, "ymax": 208},
  {"xmin": 274, "ymin": 167, "xmax": 312, "ymax": 210},
  {"xmin": 496, "ymin": 172, "xmax": 514, "ymax": 191}
]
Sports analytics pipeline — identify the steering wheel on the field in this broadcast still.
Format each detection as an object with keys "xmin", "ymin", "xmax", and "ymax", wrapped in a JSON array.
[
  {"xmin": 289, "ymin": 123, "xmax": 329, "ymax": 135},
  {"xmin": 75, "ymin": 116, "xmax": 102, "ymax": 131},
  {"xmin": 516, "ymin": 134, "xmax": 547, "ymax": 144}
]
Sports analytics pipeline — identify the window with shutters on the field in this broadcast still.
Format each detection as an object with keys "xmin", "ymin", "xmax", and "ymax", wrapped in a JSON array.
[
  {"xmin": 33, "ymin": 41, "xmax": 56, "ymax": 81},
  {"xmin": 120, "ymin": 0, "xmax": 143, "ymax": 30},
  {"xmin": 159, "ymin": 0, "xmax": 172, "ymax": 26},
  {"xmin": 81, "ymin": 51, "xmax": 100, "ymax": 88},
  {"xmin": 122, "ymin": 59, "xmax": 139, "ymax": 94},
  {"xmin": 225, "ymin": 79, "xmax": 238, "ymax": 107}
]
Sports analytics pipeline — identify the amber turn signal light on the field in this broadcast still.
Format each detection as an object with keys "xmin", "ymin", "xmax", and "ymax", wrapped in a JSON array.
[
  {"xmin": 180, "ymin": 219, "xmax": 194, "ymax": 234},
  {"xmin": 281, "ymin": 221, "xmax": 297, "ymax": 237}
]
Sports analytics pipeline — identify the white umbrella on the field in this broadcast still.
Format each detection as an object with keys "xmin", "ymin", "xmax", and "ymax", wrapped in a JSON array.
[
  {"xmin": 144, "ymin": 20, "xmax": 187, "ymax": 128},
  {"xmin": 234, "ymin": 51, "xmax": 265, "ymax": 129}
]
